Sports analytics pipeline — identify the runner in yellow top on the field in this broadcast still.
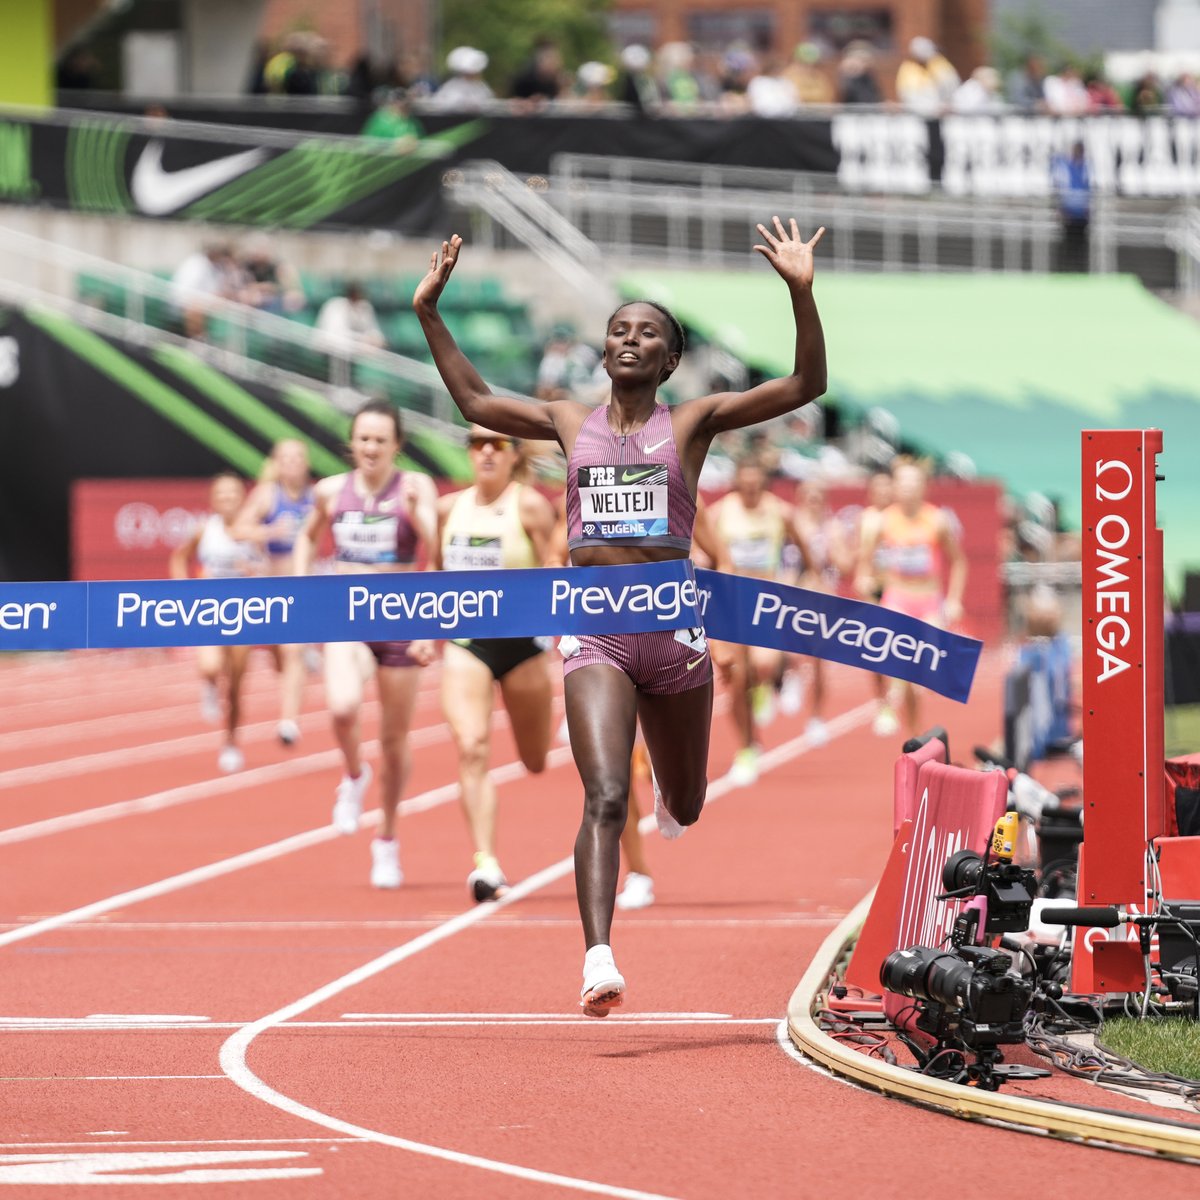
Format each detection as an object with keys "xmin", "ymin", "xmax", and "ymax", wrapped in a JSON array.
[
  {"xmin": 856, "ymin": 457, "xmax": 966, "ymax": 738},
  {"xmin": 438, "ymin": 426, "xmax": 558, "ymax": 902},
  {"xmin": 710, "ymin": 453, "xmax": 812, "ymax": 785}
]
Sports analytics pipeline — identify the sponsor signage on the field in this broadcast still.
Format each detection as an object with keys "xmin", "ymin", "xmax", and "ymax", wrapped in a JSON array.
[
  {"xmin": 697, "ymin": 569, "xmax": 981, "ymax": 701},
  {"xmin": 1, "ymin": 110, "xmax": 1198, "ymax": 237},
  {"xmin": 0, "ymin": 562, "xmax": 981, "ymax": 699},
  {"xmin": 1078, "ymin": 430, "xmax": 1166, "ymax": 904}
]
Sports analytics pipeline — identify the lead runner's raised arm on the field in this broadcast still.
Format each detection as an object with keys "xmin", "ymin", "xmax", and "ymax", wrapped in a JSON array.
[
  {"xmin": 413, "ymin": 236, "xmax": 579, "ymax": 442},
  {"xmin": 690, "ymin": 218, "xmax": 827, "ymax": 437}
]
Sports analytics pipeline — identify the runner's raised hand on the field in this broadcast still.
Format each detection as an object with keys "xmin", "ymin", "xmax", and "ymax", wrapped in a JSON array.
[
  {"xmin": 413, "ymin": 235, "xmax": 463, "ymax": 311},
  {"xmin": 753, "ymin": 217, "xmax": 825, "ymax": 291}
]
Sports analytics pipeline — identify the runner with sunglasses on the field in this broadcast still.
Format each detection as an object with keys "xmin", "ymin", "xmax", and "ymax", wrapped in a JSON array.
[
  {"xmin": 437, "ymin": 427, "xmax": 558, "ymax": 902},
  {"xmin": 414, "ymin": 218, "xmax": 827, "ymax": 1014}
]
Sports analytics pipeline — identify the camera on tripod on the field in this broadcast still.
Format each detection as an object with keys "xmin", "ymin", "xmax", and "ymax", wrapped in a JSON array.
[{"xmin": 879, "ymin": 815, "xmax": 1047, "ymax": 1089}]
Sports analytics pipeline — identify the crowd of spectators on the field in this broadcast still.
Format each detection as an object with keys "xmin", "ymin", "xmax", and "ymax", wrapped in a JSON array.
[{"xmin": 232, "ymin": 29, "xmax": 1200, "ymax": 123}]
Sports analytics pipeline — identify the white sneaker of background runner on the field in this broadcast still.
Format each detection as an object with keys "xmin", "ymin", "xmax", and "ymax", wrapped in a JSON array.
[
  {"xmin": 370, "ymin": 837, "xmax": 403, "ymax": 889},
  {"xmin": 653, "ymin": 774, "xmax": 685, "ymax": 840},
  {"xmin": 615, "ymin": 871, "xmax": 655, "ymax": 910},
  {"xmin": 332, "ymin": 763, "xmax": 373, "ymax": 835}
]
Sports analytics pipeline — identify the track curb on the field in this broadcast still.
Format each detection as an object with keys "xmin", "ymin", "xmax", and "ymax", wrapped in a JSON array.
[{"xmin": 786, "ymin": 894, "xmax": 1200, "ymax": 1163}]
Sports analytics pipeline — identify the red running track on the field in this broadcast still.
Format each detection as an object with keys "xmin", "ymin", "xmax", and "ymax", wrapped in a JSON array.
[{"xmin": 1, "ymin": 647, "xmax": 1197, "ymax": 1196}]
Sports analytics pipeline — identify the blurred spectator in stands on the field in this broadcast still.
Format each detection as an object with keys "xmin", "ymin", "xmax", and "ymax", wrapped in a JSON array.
[
  {"xmin": 1051, "ymin": 141, "xmax": 1091, "ymax": 273},
  {"xmin": 535, "ymin": 322, "xmax": 600, "ymax": 402},
  {"xmin": 574, "ymin": 61, "xmax": 615, "ymax": 106},
  {"xmin": 245, "ymin": 41, "xmax": 272, "ymax": 94},
  {"xmin": 1083, "ymin": 69, "xmax": 1123, "ymax": 111},
  {"xmin": 896, "ymin": 37, "xmax": 959, "ymax": 116},
  {"xmin": 952, "ymin": 65, "xmax": 1006, "ymax": 112},
  {"xmin": 57, "ymin": 48, "xmax": 101, "ymax": 90},
  {"xmin": 237, "ymin": 234, "xmax": 305, "ymax": 315},
  {"xmin": 397, "ymin": 49, "xmax": 439, "ymax": 99},
  {"xmin": 693, "ymin": 49, "xmax": 726, "ymax": 103},
  {"xmin": 1043, "ymin": 63, "xmax": 1089, "ymax": 115},
  {"xmin": 617, "ymin": 44, "xmax": 659, "ymax": 113},
  {"xmin": 1005, "ymin": 53, "xmax": 1047, "ymax": 112},
  {"xmin": 511, "ymin": 39, "xmax": 566, "ymax": 106},
  {"xmin": 838, "ymin": 42, "xmax": 883, "ymax": 105},
  {"xmin": 316, "ymin": 282, "xmax": 385, "ymax": 352},
  {"xmin": 361, "ymin": 88, "xmax": 422, "ymax": 147},
  {"xmin": 784, "ymin": 42, "xmax": 835, "ymax": 105},
  {"xmin": 264, "ymin": 33, "xmax": 318, "ymax": 96},
  {"xmin": 718, "ymin": 45, "xmax": 758, "ymax": 111},
  {"xmin": 1167, "ymin": 71, "xmax": 1200, "ymax": 116},
  {"xmin": 430, "ymin": 46, "xmax": 494, "ymax": 110},
  {"xmin": 657, "ymin": 42, "xmax": 702, "ymax": 110},
  {"xmin": 747, "ymin": 54, "xmax": 799, "ymax": 117},
  {"xmin": 1130, "ymin": 71, "xmax": 1163, "ymax": 114},
  {"xmin": 171, "ymin": 242, "xmax": 241, "ymax": 340}
]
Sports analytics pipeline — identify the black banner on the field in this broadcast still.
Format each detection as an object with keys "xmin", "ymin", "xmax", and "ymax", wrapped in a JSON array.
[{"xmin": 1, "ymin": 108, "xmax": 1198, "ymax": 234}]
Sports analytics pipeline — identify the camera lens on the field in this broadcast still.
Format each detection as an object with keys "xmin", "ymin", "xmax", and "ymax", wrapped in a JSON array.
[
  {"xmin": 942, "ymin": 849, "xmax": 983, "ymax": 893},
  {"xmin": 880, "ymin": 946, "xmax": 974, "ymax": 1007}
]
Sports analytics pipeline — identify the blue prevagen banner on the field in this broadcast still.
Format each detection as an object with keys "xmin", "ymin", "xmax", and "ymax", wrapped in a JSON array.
[{"xmin": 0, "ymin": 562, "xmax": 982, "ymax": 702}]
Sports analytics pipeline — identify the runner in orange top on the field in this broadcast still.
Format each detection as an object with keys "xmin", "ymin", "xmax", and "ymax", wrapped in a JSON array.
[{"xmin": 856, "ymin": 457, "xmax": 966, "ymax": 738}]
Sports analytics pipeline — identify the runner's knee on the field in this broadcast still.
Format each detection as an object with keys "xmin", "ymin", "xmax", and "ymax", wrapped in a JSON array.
[{"xmin": 582, "ymin": 778, "xmax": 629, "ymax": 829}]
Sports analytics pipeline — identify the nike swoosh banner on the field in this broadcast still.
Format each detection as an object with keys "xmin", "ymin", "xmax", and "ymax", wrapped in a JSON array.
[{"xmin": 0, "ymin": 562, "xmax": 982, "ymax": 700}]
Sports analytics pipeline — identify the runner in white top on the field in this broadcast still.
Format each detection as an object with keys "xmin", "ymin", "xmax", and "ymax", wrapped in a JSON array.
[{"xmin": 169, "ymin": 472, "xmax": 264, "ymax": 773}]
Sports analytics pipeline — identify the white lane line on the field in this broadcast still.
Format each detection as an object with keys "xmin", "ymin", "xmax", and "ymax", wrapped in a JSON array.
[
  {"xmin": 0, "ymin": 1139, "xmax": 365, "ymax": 1148},
  {"xmin": 0, "ymin": 746, "xmax": 575, "ymax": 950},
  {"xmin": 218, "ymin": 701, "xmax": 875, "ymax": 1200},
  {"xmin": 1, "ymin": 1080, "xmax": 226, "ymax": 1089},
  {"xmin": 340, "ymin": 1011, "xmax": 734, "ymax": 1020},
  {"xmin": 0, "ymin": 699, "xmax": 546, "ymax": 846},
  {"xmin": 0, "ymin": 916, "xmax": 841, "ymax": 931}
]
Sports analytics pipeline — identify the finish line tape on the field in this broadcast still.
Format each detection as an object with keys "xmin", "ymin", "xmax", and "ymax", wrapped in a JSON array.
[{"xmin": 0, "ymin": 561, "xmax": 981, "ymax": 702}]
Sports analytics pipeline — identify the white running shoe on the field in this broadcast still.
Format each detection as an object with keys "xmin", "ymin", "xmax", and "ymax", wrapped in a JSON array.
[
  {"xmin": 467, "ymin": 854, "xmax": 509, "ymax": 903},
  {"xmin": 276, "ymin": 719, "xmax": 301, "ymax": 747},
  {"xmin": 556, "ymin": 715, "xmax": 571, "ymax": 746},
  {"xmin": 615, "ymin": 871, "xmax": 655, "ymax": 911},
  {"xmin": 217, "ymin": 744, "xmax": 244, "ymax": 774},
  {"xmin": 200, "ymin": 681, "xmax": 221, "ymax": 725},
  {"xmin": 805, "ymin": 717, "xmax": 830, "ymax": 747},
  {"xmin": 370, "ymin": 837, "xmax": 403, "ymax": 889},
  {"xmin": 332, "ymin": 764, "xmax": 372, "ymax": 835},
  {"xmin": 580, "ymin": 946, "xmax": 625, "ymax": 1017},
  {"xmin": 652, "ymin": 774, "xmax": 685, "ymax": 840},
  {"xmin": 872, "ymin": 705, "xmax": 900, "ymax": 737},
  {"xmin": 779, "ymin": 671, "xmax": 805, "ymax": 716},
  {"xmin": 727, "ymin": 747, "xmax": 759, "ymax": 787}
]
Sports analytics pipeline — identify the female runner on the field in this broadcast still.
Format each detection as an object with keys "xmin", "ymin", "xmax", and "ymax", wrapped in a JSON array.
[
  {"xmin": 169, "ymin": 472, "xmax": 264, "ymax": 773},
  {"xmin": 415, "ymin": 217, "xmax": 827, "ymax": 1014},
  {"xmin": 293, "ymin": 401, "xmax": 438, "ymax": 888},
  {"xmin": 437, "ymin": 426, "xmax": 557, "ymax": 902},
  {"xmin": 233, "ymin": 438, "xmax": 314, "ymax": 746}
]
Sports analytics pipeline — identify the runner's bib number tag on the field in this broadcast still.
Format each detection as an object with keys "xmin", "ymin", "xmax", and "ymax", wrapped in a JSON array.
[
  {"xmin": 890, "ymin": 543, "xmax": 934, "ymax": 577},
  {"xmin": 577, "ymin": 464, "xmax": 668, "ymax": 539},
  {"xmin": 442, "ymin": 535, "xmax": 503, "ymax": 571},
  {"xmin": 729, "ymin": 536, "xmax": 776, "ymax": 573},
  {"xmin": 332, "ymin": 513, "xmax": 399, "ymax": 564}
]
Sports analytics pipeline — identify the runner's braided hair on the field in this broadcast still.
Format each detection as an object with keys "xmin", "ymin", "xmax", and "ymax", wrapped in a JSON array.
[{"xmin": 606, "ymin": 300, "xmax": 686, "ymax": 382}]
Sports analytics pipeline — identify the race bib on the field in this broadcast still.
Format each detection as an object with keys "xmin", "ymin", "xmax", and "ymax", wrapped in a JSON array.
[
  {"xmin": 891, "ymin": 543, "xmax": 934, "ymax": 577},
  {"xmin": 442, "ymin": 535, "xmax": 503, "ymax": 571},
  {"xmin": 729, "ymin": 536, "xmax": 775, "ymax": 573},
  {"xmin": 332, "ymin": 513, "xmax": 399, "ymax": 564},
  {"xmin": 577, "ymin": 464, "xmax": 669, "ymax": 539}
]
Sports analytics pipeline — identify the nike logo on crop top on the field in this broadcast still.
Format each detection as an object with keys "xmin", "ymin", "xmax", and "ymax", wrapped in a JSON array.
[{"xmin": 642, "ymin": 436, "xmax": 672, "ymax": 454}]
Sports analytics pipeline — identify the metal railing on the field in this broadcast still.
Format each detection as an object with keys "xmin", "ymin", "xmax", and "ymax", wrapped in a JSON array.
[
  {"xmin": 0, "ymin": 223, "xmax": 502, "ymax": 430},
  {"xmin": 443, "ymin": 161, "xmax": 618, "ymax": 304},
  {"xmin": 548, "ymin": 153, "xmax": 1188, "ymax": 286}
]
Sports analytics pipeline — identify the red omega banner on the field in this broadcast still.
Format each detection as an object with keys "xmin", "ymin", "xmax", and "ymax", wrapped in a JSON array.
[{"xmin": 1079, "ymin": 430, "xmax": 1166, "ymax": 905}]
